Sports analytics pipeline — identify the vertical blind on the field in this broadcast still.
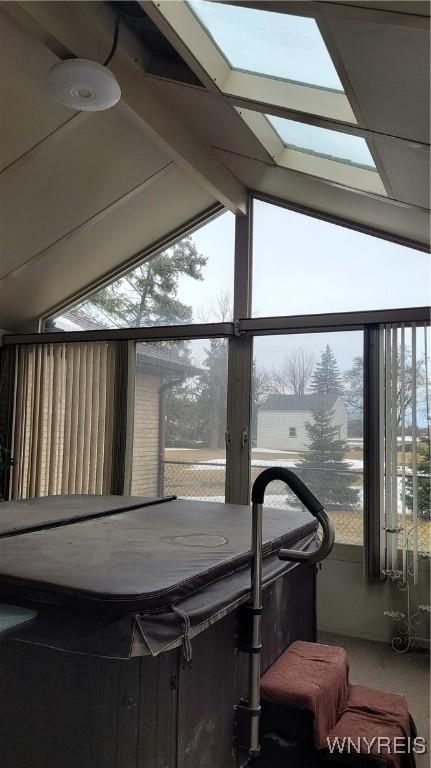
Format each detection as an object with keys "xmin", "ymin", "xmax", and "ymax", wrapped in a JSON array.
[
  {"xmin": 383, "ymin": 323, "xmax": 430, "ymax": 583},
  {"xmin": 9, "ymin": 342, "xmax": 124, "ymax": 499}
]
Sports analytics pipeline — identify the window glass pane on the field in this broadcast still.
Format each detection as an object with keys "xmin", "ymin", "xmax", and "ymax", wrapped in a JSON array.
[
  {"xmin": 252, "ymin": 331, "xmax": 364, "ymax": 545},
  {"xmin": 132, "ymin": 339, "xmax": 228, "ymax": 502},
  {"xmin": 267, "ymin": 116, "xmax": 376, "ymax": 168},
  {"xmin": 46, "ymin": 212, "xmax": 235, "ymax": 331},
  {"xmin": 188, "ymin": 1, "xmax": 344, "ymax": 91},
  {"xmin": 252, "ymin": 200, "xmax": 430, "ymax": 317}
]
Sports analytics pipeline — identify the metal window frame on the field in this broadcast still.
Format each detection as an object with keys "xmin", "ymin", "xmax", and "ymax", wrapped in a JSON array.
[
  {"xmin": 5, "ymin": 191, "xmax": 429, "ymax": 555},
  {"xmin": 225, "ymin": 198, "xmax": 253, "ymax": 504},
  {"xmin": 363, "ymin": 325, "xmax": 384, "ymax": 579},
  {"xmin": 38, "ymin": 203, "xmax": 225, "ymax": 329},
  {"xmin": 252, "ymin": 192, "xmax": 431, "ymax": 253}
]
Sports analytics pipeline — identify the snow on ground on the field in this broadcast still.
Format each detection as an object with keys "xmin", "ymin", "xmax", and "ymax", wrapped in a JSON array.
[
  {"xmin": 189, "ymin": 457, "xmax": 299, "ymax": 470},
  {"xmin": 182, "ymin": 495, "xmax": 297, "ymax": 508},
  {"xmin": 188, "ymin": 457, "xmax": 365, "ymax": 471},
  {"xmin": 253, "ymin": 448, "xmax": 296, "ymax": 454}
]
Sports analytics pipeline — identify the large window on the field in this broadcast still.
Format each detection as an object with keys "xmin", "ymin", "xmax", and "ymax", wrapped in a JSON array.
[
  {"xmin": 46, "ymin": 211, "xmax": 235, "ymax": 331},
  {"xmin": 252, "ymin": 332, "xmax": 364, "ymax": 545},
  {"xmin": 132, "ymin": 339, "xmax": 228, "ymax": 502},
  {"xmin": 252, "ymin": 200, "xmax": 430, "ymax": 317},
  {"xmin": 9, "ymin": 193, "xmax": 427, "ymax": 567}
]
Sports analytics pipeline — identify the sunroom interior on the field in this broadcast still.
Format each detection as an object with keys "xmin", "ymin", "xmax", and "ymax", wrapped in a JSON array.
[{"xmin": 0, "ymin": 2, "xmax": 430, "ymax": 767}]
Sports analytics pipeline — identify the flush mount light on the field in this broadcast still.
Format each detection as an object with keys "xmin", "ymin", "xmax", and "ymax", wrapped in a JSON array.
[{"xmin": 47, "ymin": 59, "xmax": 121, "ymax": 111}]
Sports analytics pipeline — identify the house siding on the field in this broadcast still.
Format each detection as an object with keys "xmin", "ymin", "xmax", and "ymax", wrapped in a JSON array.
[
  {"xmin": 131, "ymin": 373, "xmax": 161, "ymax": 496},
  {"xmin": 257, "ymin": 398, "xmax": 348, "ymax": 451}
]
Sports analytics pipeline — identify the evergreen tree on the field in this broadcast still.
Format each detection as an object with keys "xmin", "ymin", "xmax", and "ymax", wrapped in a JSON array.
[
  {"xmin": 165, "ymin": 378, "xmax": 203, "ymax": 448},
  {"xmin": 310, "ymin": 345, "xmax": 342, "ymax": 396},
  {"xmin": 406, "ymin": 438, "xmax": 431, "ymax": 521},
  {"xmin": 74, "ymin": 236, "xmax": 206, "ymax": 327},
  {"xmin": 297, "ymin": 345, "xmax": 358, "ymax": 510},
  {"xmin": 198, "ymin": 338, "xmax": 228, "ymax": 449},
  {"xmin": 297, "ymin": 403, "xmax": 360, "ymax": 510},
  {"xmin": 251, "ymin": 361, "xmax": 272, "ymax": 446}
]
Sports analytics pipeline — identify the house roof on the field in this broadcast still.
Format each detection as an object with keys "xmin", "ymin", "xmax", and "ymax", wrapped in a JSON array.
[{"xmin": 259, "ymin": 394, "xmax": 339, "ymax": 412}]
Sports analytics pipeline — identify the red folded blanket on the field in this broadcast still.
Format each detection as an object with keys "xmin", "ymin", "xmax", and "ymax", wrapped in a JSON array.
[
  {"xmin": 260, "ymin": 640, "xmax": 350, "ymax": 748},
  {"xmin": 328, "ymin": 684, "xmax": 415, "ymax": 768}
]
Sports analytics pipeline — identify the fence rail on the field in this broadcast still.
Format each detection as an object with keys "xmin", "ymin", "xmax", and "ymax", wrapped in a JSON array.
[{"xmin": 162, "ymin": 459, "xmax": 430, "ymax": 549}]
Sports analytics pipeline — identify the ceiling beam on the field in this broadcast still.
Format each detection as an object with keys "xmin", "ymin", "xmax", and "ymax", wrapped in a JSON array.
[{"xmin": 1, "ymin": 1, "xmax": 247, "ymax": 215}]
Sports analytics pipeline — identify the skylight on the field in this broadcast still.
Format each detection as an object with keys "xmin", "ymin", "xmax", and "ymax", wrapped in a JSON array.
[
  {"xmin": 267, "ymin": 116, "xmax": 376, "ymax": 169},
  {"xmin": 236, "ymin": 108, "xmax": 386, "ymax": 195},
  {"xmin": 188, "ymin": 1, "xmax": 344, "ymax": 92}
]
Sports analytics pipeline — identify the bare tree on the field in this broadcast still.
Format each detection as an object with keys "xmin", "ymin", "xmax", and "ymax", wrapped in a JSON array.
[
  {"xmin": 343, "ymin": 351, "xmax": 425, "ymax": 428},
  {"xmin": 270, "ymin": 348, "xmax": 315, "ymax": 396},
  {"xmin": 198, "ymin": 290, "xmax": 232, "ymax": 323}
]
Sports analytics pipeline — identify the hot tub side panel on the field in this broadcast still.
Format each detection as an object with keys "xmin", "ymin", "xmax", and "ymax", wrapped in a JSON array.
[{"xmin": 0, "ymin": 563, "xmax": 315, "ymax": 768}]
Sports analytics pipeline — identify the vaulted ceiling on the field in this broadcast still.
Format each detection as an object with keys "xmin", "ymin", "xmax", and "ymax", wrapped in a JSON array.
[{"xmin": 0, "ymin": 1, "xmax": 429, "ymax": 331}]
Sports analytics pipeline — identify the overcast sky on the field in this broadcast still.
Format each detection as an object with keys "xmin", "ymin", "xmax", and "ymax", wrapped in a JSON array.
[{"xmin": 175, "ymin": 200, "xmax": 430, "ymax": 371}]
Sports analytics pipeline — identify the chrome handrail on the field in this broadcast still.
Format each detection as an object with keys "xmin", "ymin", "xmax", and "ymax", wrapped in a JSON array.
[{"xmin": 246, "ymin": 467, "xmax": 335, "ymax": 757}]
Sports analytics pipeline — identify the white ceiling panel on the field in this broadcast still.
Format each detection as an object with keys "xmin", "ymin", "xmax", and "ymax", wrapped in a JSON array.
[
  {"xmin": 0, "ymin": 165, "xmax": 216, "ymax": 330},
  {"xmin": 326, "ymin": 16, "xmax": 430, "ymax": 142},
  {"xmin": 0, "ymin": 10, "xmax": 73, "ymax": 171},
  {"xmin": 374, "ymin": 141, "xmax": 430, "ymax": 209},
  {"xmin": 0, "ymin": 107, "xmax": 171, "ymax": 278},
  {"xmin": 150, "ymin": 78, "xmax": 273, "ymax": 163}
]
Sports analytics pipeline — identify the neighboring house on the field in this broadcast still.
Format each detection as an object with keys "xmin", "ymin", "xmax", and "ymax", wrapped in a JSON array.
[{"xmin": 257, "ymin": 394, "xmax": 348, "ymax": 452}]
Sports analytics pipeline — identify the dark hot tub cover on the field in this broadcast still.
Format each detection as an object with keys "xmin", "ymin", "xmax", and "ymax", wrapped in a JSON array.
[{"xmin": 0, "ymin": 496, "xmax": 317, "ymax": 612}]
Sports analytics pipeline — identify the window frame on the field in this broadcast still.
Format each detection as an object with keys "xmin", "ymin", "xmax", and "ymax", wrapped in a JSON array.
[
  {"xmin": 237, "ymin": 109, "xmax": 386, "ymax": 195},
  {"xmin": 150, "ymin": 0, "xmax": 357, "ymax": 123},
  {"xmin": 4, "ymin": 192, "xmax": 429, "ymax": 567}
]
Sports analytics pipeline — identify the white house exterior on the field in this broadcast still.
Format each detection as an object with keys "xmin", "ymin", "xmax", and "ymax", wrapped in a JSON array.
[{"xmin": 257, "ymin": 394, "xmax": 348, "ymax": 452}]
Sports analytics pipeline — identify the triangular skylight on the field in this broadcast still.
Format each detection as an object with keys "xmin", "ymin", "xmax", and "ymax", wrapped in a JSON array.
[{"xmin": 188, "ymin": 1, "xmax": 344, "ymax": 92}]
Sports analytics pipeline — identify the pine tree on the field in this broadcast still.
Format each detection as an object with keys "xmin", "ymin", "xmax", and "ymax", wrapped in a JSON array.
[
  {"xmin": 297, "ymin": 404, "xmax": 359, "ymax": 510},
  {"xmin": 296, "ymin": 345, "xmax": 358, "ymax": 510},
  {"xmin": 406, "ymin": 438, "xmax": 431, "ymax": 521},
  {"xmin": 310, "ymin": 345, "xmax": 342, "ymax": 396},
  {"xmin": 74, "ymin": 236, "xmax": 207, "ymax": 328},
  {"xmin": 198, "ymin": 338, "xmax": 228, "ymax": 449}
]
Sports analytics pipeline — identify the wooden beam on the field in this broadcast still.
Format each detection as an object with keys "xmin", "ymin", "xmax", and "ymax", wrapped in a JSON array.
[{"xmin": 1, "ymin": 1, "xmax": 247, "ymax": 214}]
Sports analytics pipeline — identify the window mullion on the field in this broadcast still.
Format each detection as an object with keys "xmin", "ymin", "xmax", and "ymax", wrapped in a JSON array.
[
  {"xmin": 226, "ymin": 201, "xmax": 253, "ymax": 504},
  {"xmin": 364, "ymin": 324, "xmax": 384, "ymax": 579}
]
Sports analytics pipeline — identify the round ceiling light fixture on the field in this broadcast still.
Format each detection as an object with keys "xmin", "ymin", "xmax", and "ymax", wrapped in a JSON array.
[{"xmin": 47, "ymin": 59, "xmax": 121, "ymax": 112}]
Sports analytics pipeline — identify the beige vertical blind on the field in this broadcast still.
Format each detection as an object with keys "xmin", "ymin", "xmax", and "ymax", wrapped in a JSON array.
[
  {"xmin": 382, "ymin": 323, "xmax": 430, "ymax": 583},
  {"xmin": 9, "ymin": 342, "xmax": 119, "ymax": 499}
]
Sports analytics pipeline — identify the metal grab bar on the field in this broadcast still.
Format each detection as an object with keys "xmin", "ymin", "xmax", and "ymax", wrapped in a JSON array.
[{"xmin": 246, "ymin": 467, "xmax": 335, "ymax": 758}]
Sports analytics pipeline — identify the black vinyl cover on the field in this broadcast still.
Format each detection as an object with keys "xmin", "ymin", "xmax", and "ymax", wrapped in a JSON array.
[
  {"xmin": 0, "ymin": 495, "xmax": 169, "ymax": 537},
  {"xmin": 0, "ymin": 497, "xmax": 317, "ymax": 613},
  {"xmin": 3, "ymin": 535, "xmax": 316, "ymax": 658}
]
